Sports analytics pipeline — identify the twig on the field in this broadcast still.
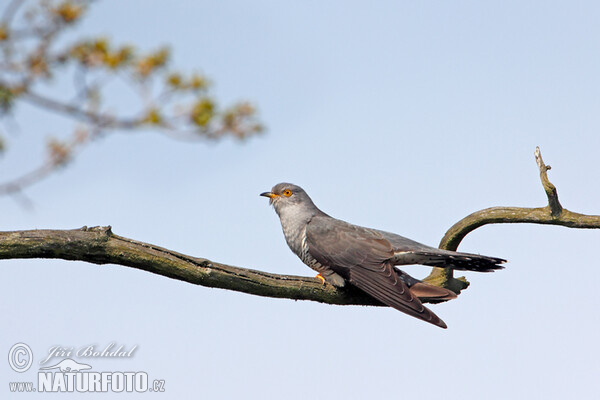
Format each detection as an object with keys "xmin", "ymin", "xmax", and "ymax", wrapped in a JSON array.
[
  {"xmin": 0, "ymin": 162, "xmax": 54, "ymax": 196},
  {"xmin": 20, "ymin": 90, "xmax": 140, "ymax": 129},
  {"xmin": 535, "ymin": 146, "xmax": 562, "ymax": 216}
]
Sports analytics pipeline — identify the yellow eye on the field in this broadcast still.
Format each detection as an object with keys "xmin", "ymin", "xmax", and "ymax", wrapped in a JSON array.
[{"xmin": 282, "ymin": 189, "xmax": 292, "ymax": 197}]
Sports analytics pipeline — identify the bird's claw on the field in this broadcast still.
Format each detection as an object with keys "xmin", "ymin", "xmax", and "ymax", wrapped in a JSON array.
[{"xmin": 315, "ymin": 273, "xmax": 326, "ymax": 286}]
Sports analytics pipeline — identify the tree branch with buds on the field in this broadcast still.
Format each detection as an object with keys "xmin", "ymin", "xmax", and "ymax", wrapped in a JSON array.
[{"xmin": 0, "ymin": 0, "xmax": 263, "ymax": 199}]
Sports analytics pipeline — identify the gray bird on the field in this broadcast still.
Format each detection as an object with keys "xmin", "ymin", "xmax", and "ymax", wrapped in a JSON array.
[{"xmin": 261, "ymin": 182, "xmax": 505, "ymax": 328}]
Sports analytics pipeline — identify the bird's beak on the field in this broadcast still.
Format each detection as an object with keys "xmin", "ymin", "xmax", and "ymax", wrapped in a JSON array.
[
  {"xmin": 260, "ymin": 191, "xmax": 279, "ymax": 205},
  {"xmin": 260, "ymin": 192, "xmax": 278, "ymax": 199}
]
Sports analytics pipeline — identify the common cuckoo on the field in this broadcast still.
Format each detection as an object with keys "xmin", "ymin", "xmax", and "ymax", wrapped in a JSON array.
[{"xmin": 261, "ymin": 182, "xmax": 505, "ymax": 328}]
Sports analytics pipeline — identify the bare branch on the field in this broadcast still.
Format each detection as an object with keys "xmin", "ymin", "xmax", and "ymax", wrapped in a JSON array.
[
  {"xmin": 0, "ymin": 226, "xmax": 388, "ymax": 307},
  {"xmin": 1, "ymin": 147, "xmax": 598, "ymax": 308},
  {"xmin": 423, "ymin": 147, "xmax": 600, "ymax": 292}
]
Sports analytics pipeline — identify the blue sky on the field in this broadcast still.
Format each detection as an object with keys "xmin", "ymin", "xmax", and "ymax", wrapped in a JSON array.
[{"xmin": 2, "ymin": 1, "xmax": 600, "ymax": 398}]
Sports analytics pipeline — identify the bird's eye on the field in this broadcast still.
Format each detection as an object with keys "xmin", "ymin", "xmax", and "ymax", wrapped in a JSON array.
[{"xmin": 282, "ymin": 189, "xmax": 292, "ymax": 197}]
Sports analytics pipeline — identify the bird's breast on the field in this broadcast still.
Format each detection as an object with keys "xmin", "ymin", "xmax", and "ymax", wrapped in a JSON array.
[
  {"xmin": 280, "ymin": 219, "xmax": 324, "ymax": 271},
  {"xmin": 281, "ymin": 220, "xmax": 305, "ymax": 258}
]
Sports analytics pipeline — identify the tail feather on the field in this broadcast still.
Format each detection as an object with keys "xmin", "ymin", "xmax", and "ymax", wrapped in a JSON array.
[
  {"xmin": 393, "ymin": 250, "xmax": 506, "ymax": 272},
  {"xmin": 374, "ymin": 229, "xmax": 506, "ymax": 272}
]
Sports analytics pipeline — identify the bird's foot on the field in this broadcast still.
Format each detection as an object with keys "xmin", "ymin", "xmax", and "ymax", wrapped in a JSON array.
[{"xmin": 315, "ymin": 273, "xmax": 326, "ymax": 286}]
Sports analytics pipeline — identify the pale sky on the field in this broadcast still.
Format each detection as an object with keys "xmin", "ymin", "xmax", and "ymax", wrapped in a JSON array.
[{"xmin": 2, "ymin": 1, "xmax": 600, "ymax": 399}]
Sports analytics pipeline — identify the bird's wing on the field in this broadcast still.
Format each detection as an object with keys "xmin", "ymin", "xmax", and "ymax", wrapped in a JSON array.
[
  {"xmin": 374, "ymin": 229, "xmax": 506, "ymax": 272},
  {"xmin": 306, "ymin": 216, "xmax": 447, "ymax": 328}
]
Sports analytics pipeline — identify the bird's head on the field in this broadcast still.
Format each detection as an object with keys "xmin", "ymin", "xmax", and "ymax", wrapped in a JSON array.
[{"xmin": 260, "ymin": 182, "xmax": 318, "ymax": 216}]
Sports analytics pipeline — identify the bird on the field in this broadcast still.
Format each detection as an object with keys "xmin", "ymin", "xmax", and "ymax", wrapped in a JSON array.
[{"xmin": 261, "ymin": 182, "xmax": 506, "ymax": 328}]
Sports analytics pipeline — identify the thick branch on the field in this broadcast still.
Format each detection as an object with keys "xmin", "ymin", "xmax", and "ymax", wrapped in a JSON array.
[
  {"xmin": 423, "ymin": 147, "xmax": 600, "ymax": 291},
  {"xmin": 439, "ymin": 207, "xmax": 599, "ymax": 252},
  {"xmin": 1, "ymin": 147, "xmax": 599, "ymax": 308},
  {"xmin": 0, "ymin": 226, "xmax": 388, "ymax": 306}
]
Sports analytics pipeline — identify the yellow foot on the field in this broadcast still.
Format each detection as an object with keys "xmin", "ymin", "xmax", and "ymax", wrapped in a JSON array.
[{"xmin": 315, "ymin": 273, "xmax": 326, "ymax": 285}]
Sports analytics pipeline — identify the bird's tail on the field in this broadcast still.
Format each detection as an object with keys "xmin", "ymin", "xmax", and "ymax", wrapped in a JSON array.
[
  {"xmin": 393, "ymin": 249, "xmax": 506, "ymax": 272},
  {"xmin": 348, "ymin": 264, "xmax": 448, "ymax": 328}
]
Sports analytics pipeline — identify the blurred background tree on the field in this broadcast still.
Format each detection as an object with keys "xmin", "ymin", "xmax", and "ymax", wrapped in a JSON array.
[{"xmin": 0, "ymin": 0, "xmax": 263, "ymax": 202}]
